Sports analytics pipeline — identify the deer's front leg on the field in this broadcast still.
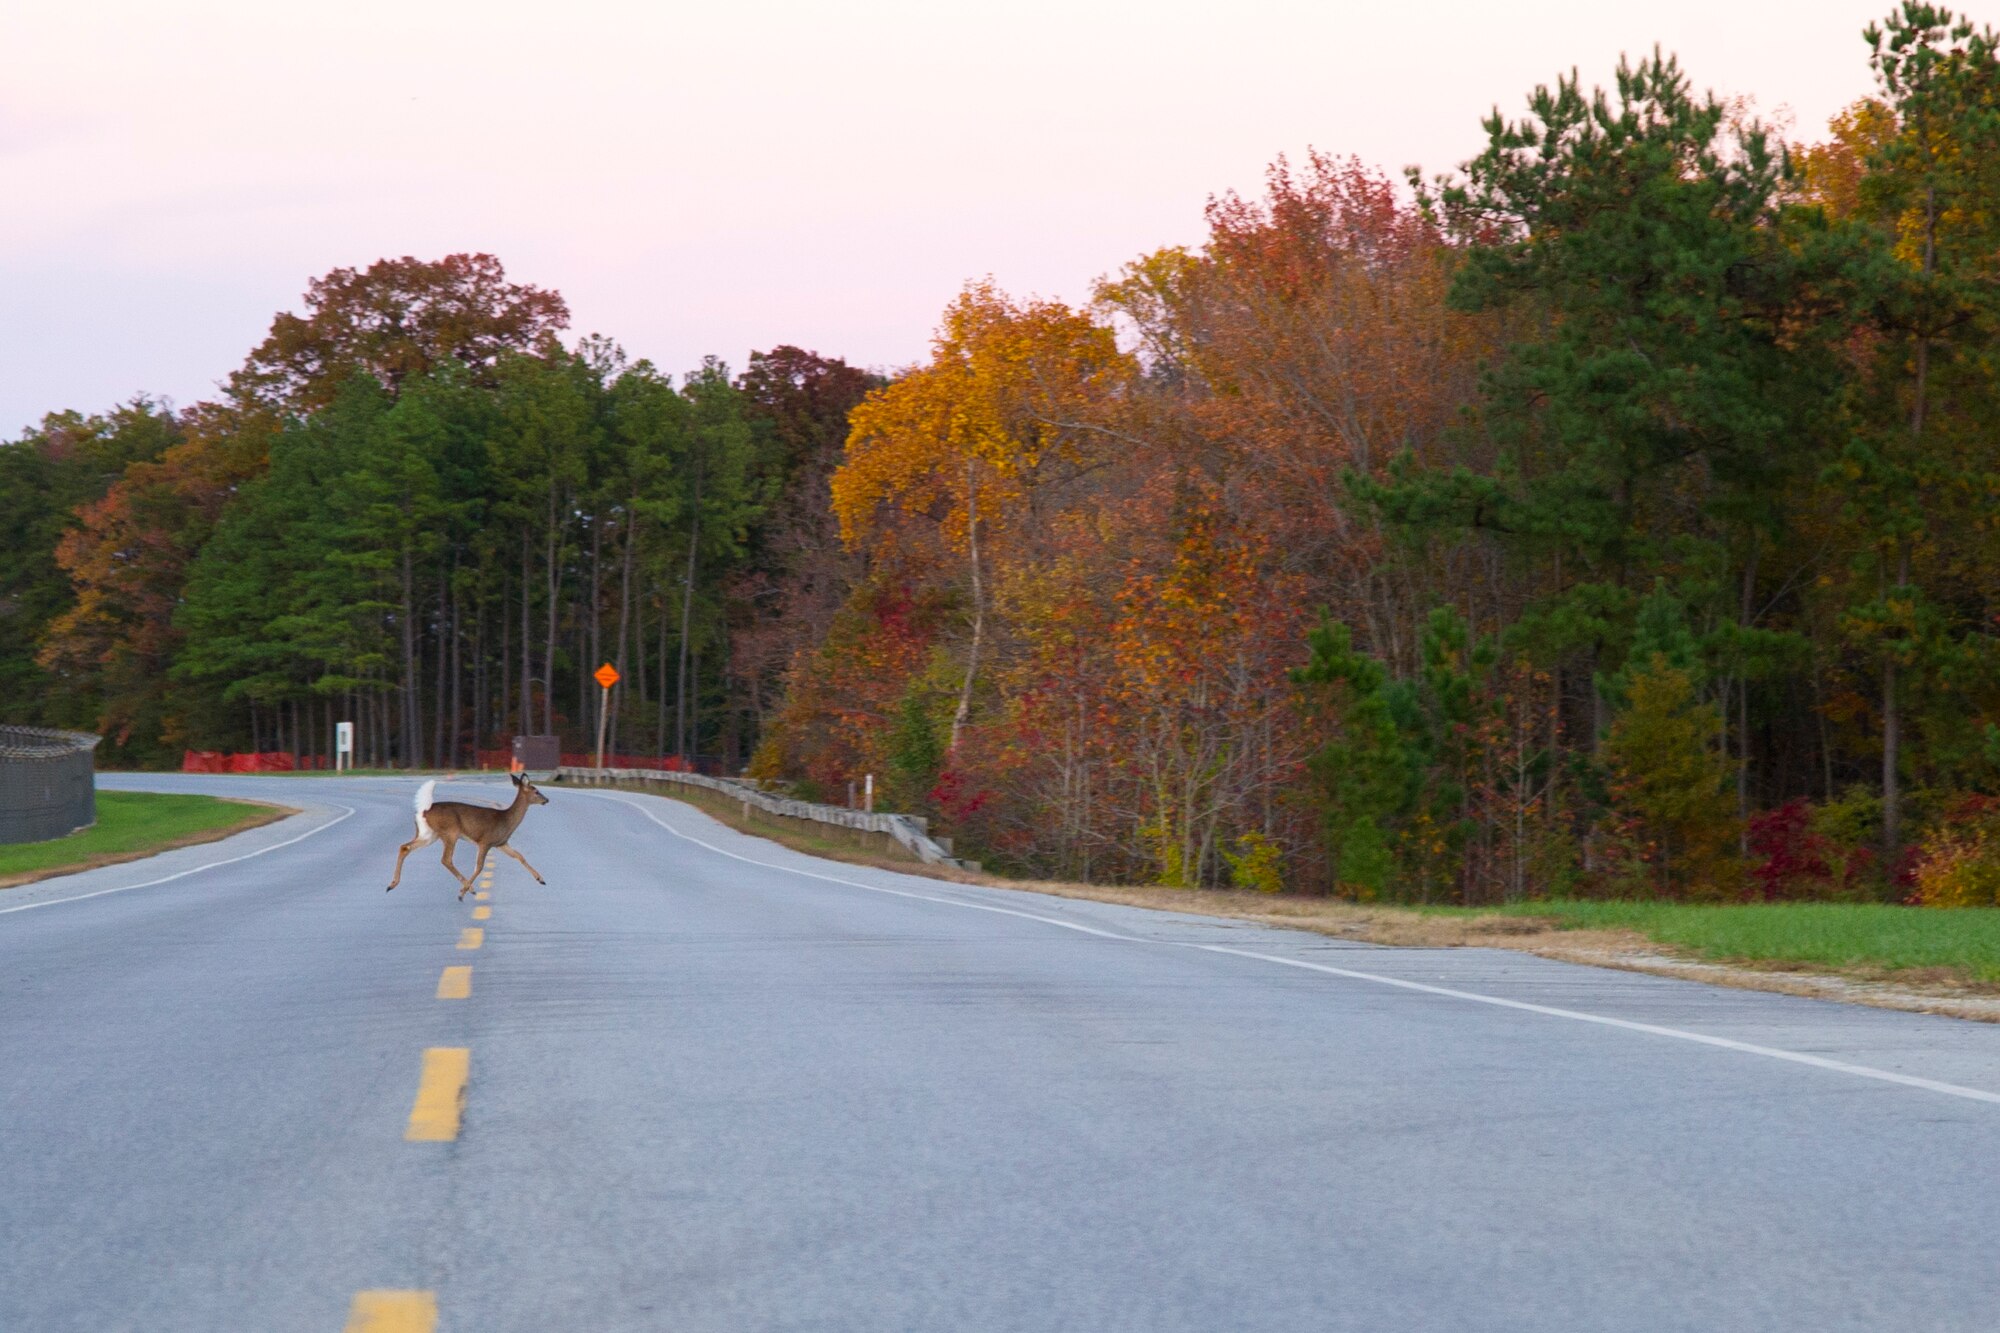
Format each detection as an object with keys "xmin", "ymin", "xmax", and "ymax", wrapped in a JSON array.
[
  {"xmin": 500, "ymin": 844, "xmax": 547, "ymax": 885},
  {"xmin": 440, "ymin": 835, "xmax": 473, "ymax": 897},
  {"xmin": 463, "ymin": 844, "xmax": 496, "ymax": 897}
]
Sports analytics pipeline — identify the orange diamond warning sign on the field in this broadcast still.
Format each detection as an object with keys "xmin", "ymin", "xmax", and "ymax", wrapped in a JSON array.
[{"xmin": 594, "ymin": 663, "xmax": 620, "ymax": 689}]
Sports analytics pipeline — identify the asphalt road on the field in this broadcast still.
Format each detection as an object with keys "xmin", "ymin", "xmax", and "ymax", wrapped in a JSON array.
[{"xmin": 5, "ymin": 774, "xmax": 2000, "ymax": 1331}]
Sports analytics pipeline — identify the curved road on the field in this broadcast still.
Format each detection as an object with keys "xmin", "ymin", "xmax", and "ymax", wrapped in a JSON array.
[{"xmin": 4, "ymin": 774, "xmax": 1999, "ymax": 1331}]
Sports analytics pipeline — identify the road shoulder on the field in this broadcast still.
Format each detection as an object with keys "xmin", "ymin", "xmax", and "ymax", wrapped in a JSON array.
[{"xmin": 621, "ymin": 782, "xmax": 2000, "ymax": 1024}]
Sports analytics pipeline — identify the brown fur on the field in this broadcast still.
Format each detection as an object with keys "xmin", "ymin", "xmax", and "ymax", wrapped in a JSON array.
[{"xmin": 386, "ymin": 773, "xmax": 550, "ymax": 899}]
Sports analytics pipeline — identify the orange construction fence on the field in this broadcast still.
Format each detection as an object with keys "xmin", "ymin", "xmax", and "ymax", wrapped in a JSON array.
[
  {"xmin": 182, "ymin": 750, "xmax": 695, "ymax": 774},
  {"xmin": 472, "ymin": 749, "xmax": 692, "ymax": 772},
  {"xmin": 181, "ymin": 751, "xmax": 329, "ymax": 773}
]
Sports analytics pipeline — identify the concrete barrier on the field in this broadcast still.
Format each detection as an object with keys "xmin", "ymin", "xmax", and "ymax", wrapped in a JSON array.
[{"xmin": 557, "ymin": 766, "xmax": 979, "ymax": 871}]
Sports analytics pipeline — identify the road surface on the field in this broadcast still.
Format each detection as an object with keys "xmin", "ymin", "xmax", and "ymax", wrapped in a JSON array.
[{"xmin": 4, "ymin": 773, "xmax": 1999, "ymax": 1331}]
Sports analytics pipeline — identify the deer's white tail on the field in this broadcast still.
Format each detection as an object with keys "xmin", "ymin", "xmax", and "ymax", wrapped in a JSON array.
[{"xmin": 412, "ymin": 780, "xmax": 437, "ymax": 842}]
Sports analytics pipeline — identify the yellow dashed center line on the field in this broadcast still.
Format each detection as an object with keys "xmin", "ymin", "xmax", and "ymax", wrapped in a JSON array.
[
  {"xmin": 405, "ymin": 1048, "xmax": 469, "ymax": 1141},
  {"xmin": 344, "ymin": 1289, "xmax": 437, "ymax": 1332},
  {"xmin": 457, "ymin": 926, "xmax": 483, "ymax": 950},
  {"xmin": 471, "ymin": 905, "xmax": 491, "ymax": 921},
  {"xmin": 475, "ymin": 890, "xmax": 490, "ymax": 900},
  {"xmin": 435, "ymin": 965, "xmax": 471, "ymax": 1000}
]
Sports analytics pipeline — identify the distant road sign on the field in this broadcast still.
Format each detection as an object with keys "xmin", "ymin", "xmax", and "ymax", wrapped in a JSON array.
[{"xmin": 594, "ymin": 663, "xmax": 620, "ymax": 689}]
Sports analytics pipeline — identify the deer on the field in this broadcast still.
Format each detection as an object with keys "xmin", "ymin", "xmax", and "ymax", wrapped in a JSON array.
[{"xmin": 386, "ymin": 770, "xmax": 551, "ymax": 900}]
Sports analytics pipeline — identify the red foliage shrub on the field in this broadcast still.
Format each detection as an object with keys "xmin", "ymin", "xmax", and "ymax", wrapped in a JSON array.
[
  {"xmin": 928, "ymin": 767, "xmax": 993, "ymax": 823},
  {"xmin": 1746, "ymin": 800, "xmax": 1834, "ymax": 900}
]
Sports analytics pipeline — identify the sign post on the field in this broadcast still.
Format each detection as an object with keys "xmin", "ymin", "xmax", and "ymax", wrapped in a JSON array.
[
  {"xmin": 335, "ymin": 721, "xmax": 354, "ymax": 772},
  {"xmin": 593, "ymin": 663, "xmax": 620, "ymax": 770}
]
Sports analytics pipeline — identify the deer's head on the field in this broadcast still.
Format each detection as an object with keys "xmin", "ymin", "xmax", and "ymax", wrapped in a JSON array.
[{"xmin": 512, "ymin": 772, "xmax": 551, "ymax": 806}]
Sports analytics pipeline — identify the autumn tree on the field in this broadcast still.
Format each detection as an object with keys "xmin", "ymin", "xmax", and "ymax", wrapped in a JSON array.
[
  {"xmin": 1604, "ymin": 659, "xmax": 1741, "ymax": 897},
  {"xmin": 230, "ymin": 253, "xmax": 569, "ymax": 412},
  {"xmin": 833, "ymin": 284, "xmax": 1131, "ymax": 753},
  {"xmin": 1098, "ymin": 155, "xmax": 1496, "ymax": 669},
  {"xmin": 1103, "ymin": 508, "xmax": 1308, "ymax": 886},
  {"xmin": 0, "ymin": 402, "xmax": 180, "ymax": 730},
  {"xmin": 39, "ymin": 403, "xmax": 276, "ymax": 756}
]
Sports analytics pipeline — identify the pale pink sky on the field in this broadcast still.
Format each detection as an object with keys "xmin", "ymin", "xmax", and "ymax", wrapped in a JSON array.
[{"xmin": 3, "ymin": 0, "xmax": 1901, "ymax": 432}]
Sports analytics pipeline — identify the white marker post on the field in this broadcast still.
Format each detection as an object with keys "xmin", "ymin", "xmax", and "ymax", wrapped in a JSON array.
[
  {"xmin": 335, "ymin": 720, "xmax": 354, "ymax": 772},
  {"xmin": 864, "ymin": 773, "xmax": 874, "ymax": 813}
]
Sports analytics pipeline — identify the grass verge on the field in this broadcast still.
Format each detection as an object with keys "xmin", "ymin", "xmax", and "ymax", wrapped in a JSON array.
[
  {"xmin": 0, "ymin": 791, "xmax": 293, "ymax": 889},
  {"xmin": 1481, "ymin": 900, "xmax": 2000, "ymax": 985}
]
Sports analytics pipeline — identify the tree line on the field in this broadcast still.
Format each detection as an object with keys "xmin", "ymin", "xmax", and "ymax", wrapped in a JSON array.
[
  {"xmin": 12, "ymin": 4, "xmax": 2000, "ymax": 907},
  {"xmin": 756, "ymin": 4, "xmax": 2000, "ymax": 905},
  {"xmin": 4, "ymin": 254, "xmax": 878, "ymax": 773}
]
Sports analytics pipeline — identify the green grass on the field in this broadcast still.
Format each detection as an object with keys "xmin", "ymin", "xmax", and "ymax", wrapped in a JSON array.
[
  {"xmin": 1483, "ymin": 899, "xmax": 2000, "ymax": 983},
  {"xmin": 0, "ymin": 791, "xmax": 284, "ymax": 884}
]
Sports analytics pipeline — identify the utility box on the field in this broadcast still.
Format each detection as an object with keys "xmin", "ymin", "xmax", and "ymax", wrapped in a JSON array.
[
  {"xmin": 0, "ymin": 726, "xmax": 100, "ymax": 845},
  {"xmin": 511, "ymin": 734, "xmax": 560, "ymax": 771}
]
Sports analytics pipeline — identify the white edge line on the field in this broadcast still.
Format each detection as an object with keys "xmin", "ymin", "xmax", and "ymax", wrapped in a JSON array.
[
  {"xmin": 1195, "ymin": 944, "xmax": 2000, "ymax": 1106},
  {"xmin": 0, "ymin": 803, "xmax": 357, "ymax": 916},
  {"xmin": 577, "ymin": 787, "xmax": 2000, "ymax": 1109}
]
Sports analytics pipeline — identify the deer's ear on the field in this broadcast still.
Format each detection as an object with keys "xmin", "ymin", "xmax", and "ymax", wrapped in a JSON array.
[{"xmin": 511, "ymin": 772, "xmax": 524, "ymax": 786}]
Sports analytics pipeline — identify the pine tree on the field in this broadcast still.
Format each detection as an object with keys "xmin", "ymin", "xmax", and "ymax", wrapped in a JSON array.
[
  {"xmin": 1371, "ymin": 50, "xmax": 1843, "ymax": 757},
  {"xmin": 1833, "ymin": 4, "xmax": 2000, "ymax": 852},
  {"xmin": 1294, "ymin": 618, "xmax": 1419, "ymax": 897}
]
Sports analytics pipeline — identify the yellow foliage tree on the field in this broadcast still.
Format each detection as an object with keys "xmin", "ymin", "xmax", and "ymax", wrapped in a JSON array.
[
  {"xmin": 1604, "ymin": 659, "xmax": 1742, "ymax": 898},
  {"xmin": 832, "ymin": 282, "xmax": 1131, "ymax": 750},
  {"xmin": 1795, "ymin": 98, "xmax": 1899, "ymax": 219}
]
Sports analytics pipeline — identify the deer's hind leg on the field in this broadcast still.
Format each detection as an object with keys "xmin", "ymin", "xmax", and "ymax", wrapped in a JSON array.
[
  {"xmin": 387, "ymin": 823, "xmax": 435, "ymax": 891},
  {"xmin": 441, "ymin": 832, "xmax": 476, "ymax": 899},
  {"xmin": 499, "ymin": 844, "xmax": 547, "ymax": 885}
]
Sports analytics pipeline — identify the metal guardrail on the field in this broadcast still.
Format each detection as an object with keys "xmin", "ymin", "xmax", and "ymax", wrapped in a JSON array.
[
  {"xmin": 558, "ymin": 766, "xmax": 979, "ymax": 870},
  {"xmin": 0, "ymin": 726, "xmax": 102, "ymax": 846}
]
